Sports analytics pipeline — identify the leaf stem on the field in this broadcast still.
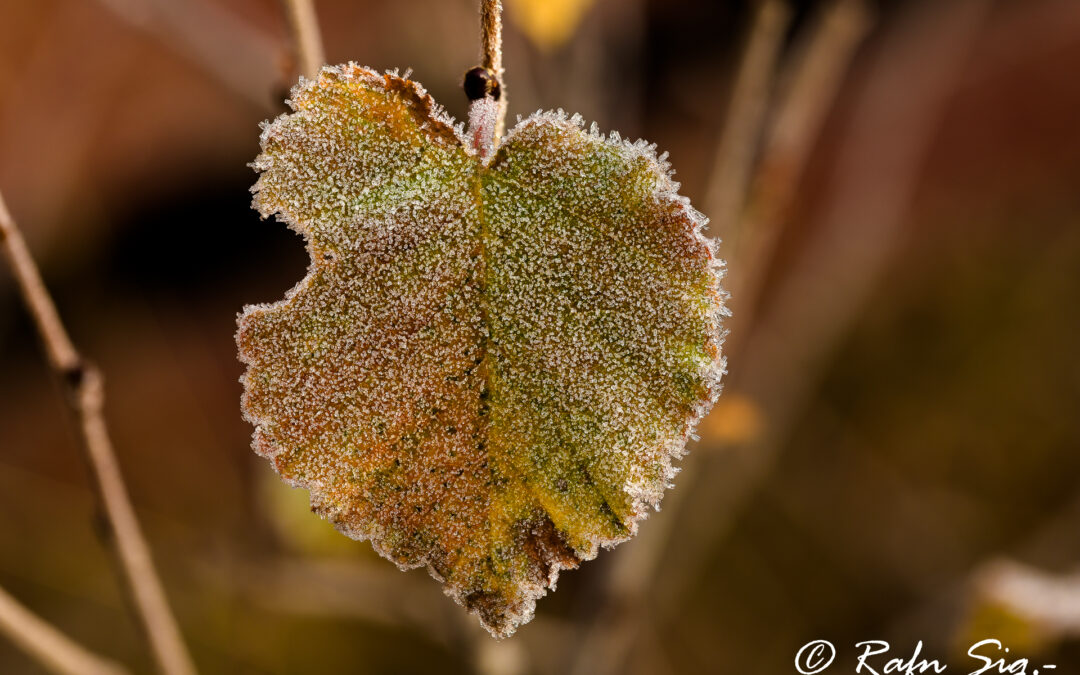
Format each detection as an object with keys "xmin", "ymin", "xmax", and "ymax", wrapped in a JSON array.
[
  {"xmin": 0, "ymin": 191, "xmax": 197, "ymax": 675},
  {"xmin": 480, "ymin": 0, "xmax": 503, "ymax": 76},
  {"xmin": 0, "ymin": 584, "xmax": 130, "ymax": 675},
  {"xmin": 469, "ymin": 0, "xmax": 507, "ymax": 156},
  {"xmin": 280, "ymin": 0, "xmax": 326, "ymax": 80}
]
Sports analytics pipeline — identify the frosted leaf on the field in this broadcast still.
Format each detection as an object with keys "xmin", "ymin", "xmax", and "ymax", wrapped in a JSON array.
[{"xmin": 237, "ymin": 64, "xmax": 727, "ymax": 637}]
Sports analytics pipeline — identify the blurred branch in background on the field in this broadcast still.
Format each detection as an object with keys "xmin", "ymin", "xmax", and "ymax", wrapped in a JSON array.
[
  {"xmin": 726, "ymin": 0, "xmax": 873, "ymax": 349},
  {"xmin": 703, "ymin": 0, "xmax": 792, "ymax": 240},
  {"xmin": 279, "ymin": 0, "xmax": 326, "ymax": 81},
  {"xmin": 658, "ymin": 0, "xmax": 992, "ymax": 620},
  {"xmin": 0, "ymin": 584, "xmax": 129, "ymax": 675},
  {"xmin": 204, "ymin": 556, "xmax": 467, "ymax": 650},
  {"xmin": 198, "ymin": 553, "xmax": 577, "ymax": 675},
  {"xmin": 0, "ymin": 192, "xmax": 196, "ymax": 675},
  {"xmin": 217, "ymin": 511, "xmax": 572, "ymax": 673},
  {"xmin": 92, "ymin": 0, "xmax": 283, "ymax": 110}
]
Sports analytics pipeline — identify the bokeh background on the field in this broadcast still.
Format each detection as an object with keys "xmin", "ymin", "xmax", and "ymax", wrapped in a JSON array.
[{"xmin": 2, "ymin": 0, "xmax": 1079, "ymax": 673}]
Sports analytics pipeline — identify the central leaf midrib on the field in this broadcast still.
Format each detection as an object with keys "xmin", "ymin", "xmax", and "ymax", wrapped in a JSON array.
[{"xmin": 470, "ymin": 160, "xmax": 644, "ymax": 558}]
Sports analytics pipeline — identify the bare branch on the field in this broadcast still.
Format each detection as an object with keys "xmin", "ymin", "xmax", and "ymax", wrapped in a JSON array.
[
  {"xmin": 655, "ymin": 0, "xmax": 993, "ymax": 619},
  {"xmin": 0, "ymin": 191, "xmax": 197, "ymax": 675},
  {"xmin": 481, "ymin": 0, "xmax": 503, "ymax": 75},
  {"xmin": 280, "ymin": 0, "xmax": 326, "ymax": 80},
  {"xmin": 0, "ymin": 584, "xmax": 129, "ymax": 675},
  {"xmin": 703, "ymin": 0, "xmax": 793, "ymax": 238},
  {"xmin": 726, "ymin": 0, "xmax": 873, "ymax": 354},
  {"xmin": 475, "ymin": 0, "xmax": 507, "ymax": 143},
  {"xmin": 0, "ymin": 209, "xmax": 78, "ymax": 374}
]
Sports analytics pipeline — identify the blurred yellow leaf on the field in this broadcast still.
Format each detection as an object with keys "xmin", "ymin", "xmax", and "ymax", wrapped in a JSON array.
[
  {"xmin": 506, "ymin": 0, "xmax": 598, "ymax": 51},
  {"xmin": 954, "ymin": 600, "xmax": 1054, "ymax": 660},
  {"xmin": 258, "ymin": 471, "xmax": 362, "ymax": 556},
  {"xmin": 699, "ymin": 392, "xmax": 764, "ymax": 445},
  {"xmin": 954, "ymin": 561, "xmax": 1080, "ymax": 660}
]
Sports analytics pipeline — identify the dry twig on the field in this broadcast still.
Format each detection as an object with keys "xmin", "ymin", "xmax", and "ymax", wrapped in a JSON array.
[
  {"xmin": 480, "ymin": 0, "xmax": 503, "ymax": 77},
  {"xmin": 465, "ymin": 0, "xmax": 506, "ymax": 159},
  {"xmin": 0, "ymin": 191, "xmax": 196, "ymax": 675},
  {"xmin": 481, "ymin": 0, "xmax": 507, "ymax": 139},
  {"xmin": 280, "ymin": 0, "xmax": 326, "ymax": 80},
  {"xmin": 0, "ymin": 584, "xmax": 129, "ymax": 675},
  {"xmin": 726, "ymin": 0, "xmax": 873, "ymax": 353},
  {"xmin": 655, "ymin": 0, "xmax": 991, "ymax": 617},
  {"xmin": 703, "ymin": 0, "xmax": 793, "ymax": 239}
]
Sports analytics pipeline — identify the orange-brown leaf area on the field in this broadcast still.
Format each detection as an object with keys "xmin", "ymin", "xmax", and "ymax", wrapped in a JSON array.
[{"xmin": 237, "ymin": 64, "xmax": 726, "ymax": 636}]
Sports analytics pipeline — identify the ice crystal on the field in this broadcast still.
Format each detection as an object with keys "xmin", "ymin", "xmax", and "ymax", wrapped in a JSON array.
[{"xmin": 237, "ymin": 64, "xmax": 727, "ymax": 637}]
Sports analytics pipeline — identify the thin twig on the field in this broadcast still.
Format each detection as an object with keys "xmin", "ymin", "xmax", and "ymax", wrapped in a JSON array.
[
  {"xmin": 480, "ymin": 0, "xmax": 503, "ymax": 75},
  {"xmin": 279, "ymin": 0, "xmax": 326, "ymax": 80},
  {"xmin": 0, "ymin": 191, "xmax": 196, "ymax": 675},
  {"xmin": 0, "ymin": 584, "xmax": 130, "ymax": 675},
  {"xmin": 703, "ymin": 0, "xmax": 793, "ymax": 239},
  {"xmin": 481, "ymin": 0, "xmax": 508, "ymax": 142},
  {"xmin": 654, "ymin": 0, "xmax": 992, "ymax": 619},
  {"xmin": 726, "ymin": 0, "xmax": 873, "ymax": 356}
]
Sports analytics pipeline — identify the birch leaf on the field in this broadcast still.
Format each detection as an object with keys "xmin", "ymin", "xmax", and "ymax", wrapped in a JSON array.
[{"xmin": 237, "ymin": 64, "xmax": 727, "ymax": 637}]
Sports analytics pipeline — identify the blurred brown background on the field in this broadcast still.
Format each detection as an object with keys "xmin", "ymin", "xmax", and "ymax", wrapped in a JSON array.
[{"xmin": 2, "ymin": 0, "xmax": 1079, "ymax": 673}]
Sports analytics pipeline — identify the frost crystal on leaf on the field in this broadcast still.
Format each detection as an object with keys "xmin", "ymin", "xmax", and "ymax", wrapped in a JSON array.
[{"xmin": 237, "ymin": 64, "xmax": 727, "ymax": 637}]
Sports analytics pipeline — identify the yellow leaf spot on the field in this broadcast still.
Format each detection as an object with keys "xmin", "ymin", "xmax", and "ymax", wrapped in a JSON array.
[{"xmin": 506, "ymin": 0, "xmax": 598, "ymax": 51}]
